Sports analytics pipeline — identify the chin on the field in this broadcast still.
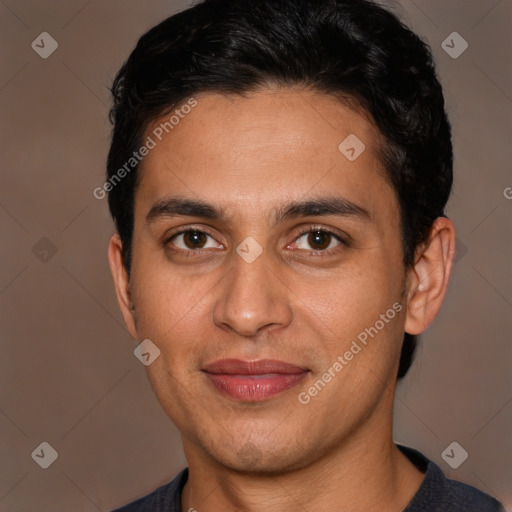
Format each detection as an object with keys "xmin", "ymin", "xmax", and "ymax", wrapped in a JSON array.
[{"xmin": 202, "ymin": 436, "xmax": 315, "ymax": 476}]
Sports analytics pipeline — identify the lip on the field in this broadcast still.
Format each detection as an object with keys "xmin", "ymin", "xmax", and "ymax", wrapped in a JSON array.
[
  {"xmin": 202, "ymin": 359, "xmax": 309, "ymax": 401},
  {"xmin": 203, "ymin": 358, "xmax": 308, "ymax": 375}
]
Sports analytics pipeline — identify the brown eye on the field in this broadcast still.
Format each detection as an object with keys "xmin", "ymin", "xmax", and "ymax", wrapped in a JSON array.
[
  {"xmin": 307, "ymin": 231, "xmax": 332, "ymax": 250},
  {"xmin": 292, "ymin": 229, "xmax": 345, "ymax": 252},
  {"xmin": 183, "ymin": 231, "xmax": 207, "ymax": 249},
  {"xmin": 168, "ymin": 230, "xmax": 222, "ymax": 251}
]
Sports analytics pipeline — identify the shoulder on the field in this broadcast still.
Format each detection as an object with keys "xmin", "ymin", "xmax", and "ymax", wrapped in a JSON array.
[
  {"xmin": 441, "ymin": 478, "xmax": 505, "ymax": 511},
  {"xmin": 399, "ymin": 445, "xmax": 504, "ymax": 512},
  {"xmin": 111, "ymin": 468, "xmax": 188, "ymax": 512}
]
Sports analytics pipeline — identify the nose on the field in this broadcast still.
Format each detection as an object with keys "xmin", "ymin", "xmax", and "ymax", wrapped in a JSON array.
[{"xmin": 212, "ymin": 249, "xmax": 293, "ymax": 338}]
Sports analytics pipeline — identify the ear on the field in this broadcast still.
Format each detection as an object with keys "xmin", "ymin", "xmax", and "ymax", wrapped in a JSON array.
[
  {"xmin": 108, "ymin": 233, "xmax": 138, "ymax": 339},
  {"xmin": 404, "ymin": 217, "xmax": 456, "ymax": 335}
]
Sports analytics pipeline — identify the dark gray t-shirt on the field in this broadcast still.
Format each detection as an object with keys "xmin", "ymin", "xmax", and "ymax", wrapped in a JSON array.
[{"xmin": 112, "ymin": 445, "xmax": 504, "ymax": 511}]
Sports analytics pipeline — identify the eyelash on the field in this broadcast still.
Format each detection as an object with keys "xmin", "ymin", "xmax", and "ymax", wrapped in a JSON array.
[{"xmin": 164, "ymin": 225, "xmax": 350, "ymax": 257}]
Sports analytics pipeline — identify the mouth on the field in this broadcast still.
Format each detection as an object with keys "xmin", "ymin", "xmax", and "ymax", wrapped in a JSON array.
[{"xmin": 202, "ymin": 359, "xmax": 310, "ymax": 402}]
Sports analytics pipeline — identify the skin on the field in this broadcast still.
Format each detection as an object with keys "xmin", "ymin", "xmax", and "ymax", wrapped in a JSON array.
[{"xmin": 108, "ymin": 87, "xmax": 456, "ymax": 512}]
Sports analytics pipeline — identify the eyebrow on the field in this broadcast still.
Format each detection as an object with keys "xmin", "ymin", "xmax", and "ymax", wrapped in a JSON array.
[{"xmin": 145, "ymin": 195, "xmax": 372, "ymax": 225}]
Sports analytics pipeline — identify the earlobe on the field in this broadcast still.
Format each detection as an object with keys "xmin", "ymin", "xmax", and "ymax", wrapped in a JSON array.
[
  {"xmin": 404, "ymin": 218, "xmax": 456, "ymax": 335},
  {"xmin": 107, "ymin": 234, "xmax": 138, "ymax": 339}
]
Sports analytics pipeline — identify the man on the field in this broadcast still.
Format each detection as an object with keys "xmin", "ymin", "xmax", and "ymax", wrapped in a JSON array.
[{"xmin": 106, "ymin": 0, "xmax": 504, "ymax": 510}]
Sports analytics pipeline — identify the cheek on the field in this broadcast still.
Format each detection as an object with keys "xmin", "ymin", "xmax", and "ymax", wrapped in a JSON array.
[
  {"xmin": 129, "ymin": 255, "xmax": 225, "ymax": 379},
  {"xmin": 296, "ymin": 260, "xmax": 405, "ymax": 377},
  {"xmin": 303, "ymin": 258, "xmax": 399, "ymax": 323},
  {"xmin": 132, "ymin": 269, "xmax": 209, "ymax": 340}
]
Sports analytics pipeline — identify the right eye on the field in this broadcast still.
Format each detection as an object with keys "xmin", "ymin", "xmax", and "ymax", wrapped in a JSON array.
[{"xmin": 167, "ymin": 229, "xmax": 224, "ymax": 252}]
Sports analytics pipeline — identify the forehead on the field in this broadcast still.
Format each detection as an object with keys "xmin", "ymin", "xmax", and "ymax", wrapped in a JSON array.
[{"xmin": 137, "ymin": 87, "xmax": 393, "ymax": 220}]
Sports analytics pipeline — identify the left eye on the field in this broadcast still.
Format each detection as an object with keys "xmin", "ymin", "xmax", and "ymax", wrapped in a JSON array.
[{"xmin": 293, "ymin": 230, "xmax": 342, "ymax": 251}]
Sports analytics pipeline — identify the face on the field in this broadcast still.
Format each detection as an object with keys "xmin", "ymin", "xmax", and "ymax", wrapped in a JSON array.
[{"xmin": 114, "ymin": 88, "xmax": 411, "ymax": 473}]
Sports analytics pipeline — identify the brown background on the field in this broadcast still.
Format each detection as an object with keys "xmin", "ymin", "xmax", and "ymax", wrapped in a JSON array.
[{"xmin": 1, "ymin": 0, "xmax": 511, "ymax": 510}]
